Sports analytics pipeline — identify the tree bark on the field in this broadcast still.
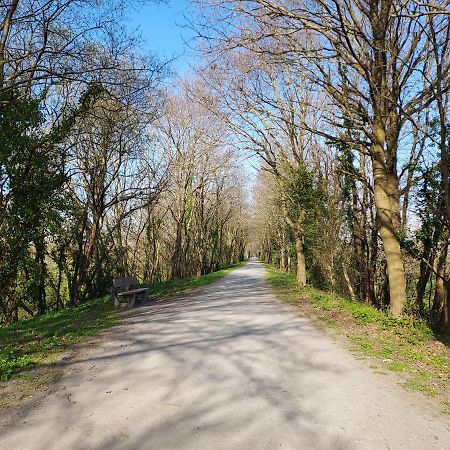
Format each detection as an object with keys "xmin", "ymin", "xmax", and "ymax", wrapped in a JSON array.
[
  {"xmin": 433, "ymin": 230, "xmax": 449, "ymax": 329},
  {"xmin": 343, "ymin": 262, "xmax": 356, "ymax": 301},
  {"xmin": 278, "ymin": 229, "xmax": 288, "ymax": 272},
  {"xmin": 442, "ymin": 279, "xmax": 450, "ymax": 332},
  {"xmin": 295, "ymin": 230, "xmax": 306, "ymax": 287},
  {"xmin": 371, "ymin": 124, "xmax": 407, "ymax": 317},
  {"xmin": 171, "ymin": 220, "xmax": 183, "ymax": 279},
  {"xmin": 35, "ymin": 236, "xmax": 47, "ymax": 315},
  {"xmin": 433, "ymin": 241, "xmax": 447, "ymax": 318},
  {"xmin": 417, "ymin": 258, "xmax": 433, "ymax": 315},
  {"xmin": 0, "ymin": 0, "xmax": 19, "ymax": 86},
  {"xmin": 282, "ymin": 200, "xmax": 306, "ymax": 287}
]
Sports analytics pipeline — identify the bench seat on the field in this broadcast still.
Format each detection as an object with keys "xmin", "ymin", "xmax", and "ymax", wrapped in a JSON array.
[
  {"xmin": 117, "ymin": 288, "xmax": 148, "ymax": 296},
  {"xmin": 112, "ymin": 276, "xmax": 149, "ymax": 307}
]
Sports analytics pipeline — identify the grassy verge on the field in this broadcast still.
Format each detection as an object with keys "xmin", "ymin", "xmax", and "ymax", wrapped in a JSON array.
[
  {"xmin": 0, "ymin": 261, "xmax": 247, "ymax": 384},
  {"xmin": 0, "ymin": 296, "xmax": 120, "ymax": 382},
  {"xmin": 145, "ymin": 261, "xmax": 247, "ymax": 299},
  {"xmin": 263, "ymin": 263, "xmax": 450, "ymax": 414}
]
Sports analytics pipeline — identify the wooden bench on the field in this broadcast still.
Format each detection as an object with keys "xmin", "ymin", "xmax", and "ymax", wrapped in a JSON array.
[{"xmin": 112, "ymin": 276, "xmax": 149, "ymax": 307}]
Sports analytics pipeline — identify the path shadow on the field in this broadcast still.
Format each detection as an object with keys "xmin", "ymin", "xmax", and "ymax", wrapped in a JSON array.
[{"xmin": 0, "ymin": 262, "xmax": 360, "ymax": 449}]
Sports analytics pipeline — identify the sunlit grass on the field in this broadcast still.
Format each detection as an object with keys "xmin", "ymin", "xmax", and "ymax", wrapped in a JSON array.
[
  {"xmin": 263, "ymin": 262, "xmax": 450, "ymax": 405},
  {"xmin": 0, "ymin": 296, "xmax": 120, "ymax": 381},
  {"xmin": 0, "ymin": 261, "xmax": 246, "ymax": 382}
]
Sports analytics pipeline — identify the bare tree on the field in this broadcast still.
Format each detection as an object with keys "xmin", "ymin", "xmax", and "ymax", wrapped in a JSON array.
[{"xmin": 193, "ymin": 0, "xmax": 450, "ymax": 317}]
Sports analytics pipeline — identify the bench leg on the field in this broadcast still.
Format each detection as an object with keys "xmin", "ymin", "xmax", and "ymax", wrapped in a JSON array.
[{"xmin": 128, "ymin": 293, "xmax": 136, "ymax": 308}]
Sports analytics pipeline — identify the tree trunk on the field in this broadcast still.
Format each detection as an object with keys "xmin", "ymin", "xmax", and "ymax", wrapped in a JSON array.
[
  {"xmin": 0, "ymin": 0, "xmax": 19, "ymax": 86},
  {"xmin": 171, "ymin": 220, "xmax": 183, "ymax": 279},
  {"xmin": 34, "ymin": 235, "xmax": 47, "ymax": 315},
  {"xmin": 433, "ymin": 248, "xmax": 447, "ymax": 317},
  {"xmin": 433, "ymin": 233, "xmax": 448, "ymax": 325},
  {"xmin": 56, "ymin": 257, "xmax": 63, "ymax": 311},
  {"xmin": 343, "ymin": 262, "xmax": 356, "ymax": 301},
  {"xmin": 279, "ymin": 229, "xmax": 288, "ymax": 272},
  {"xmin": 417, "ymin": 258, "xmax": 433, "ymax": 316},
  {"xmin": 442, "ymin": 279, "xmax": 450, "ymax": 332},
  {"xmin": 282, "ymin": 203, "xmax": 306, "ymax": 286},
  {"xmin": 295, "ymin": 231, "xmax": 306, "ymax": 287},
  {"xmin": 371, "ymin": 126, "xmax": 407, "ymax": 317},
  {"xmin": 367, "ymin": 213, "xmax": 378, "ymax": 306}
]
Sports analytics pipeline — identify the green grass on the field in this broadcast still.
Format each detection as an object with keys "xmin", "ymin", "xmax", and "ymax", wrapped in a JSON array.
[
  {"xmin": 263, "ymin": 262, "xmax": 450, "ymax": 404},
  {"xmin": 145, "ymin": 261, "xmax": 247, "ymax": 299},
  {"xmin": 387, "ymin": 362, "xmax": 408, "ymax": 372},
  {"xmin": 0, "ymin": 296, "xmax": 120, "ymax": 381},
  {"xmin": 0, "ymin": 261, "xmax": 247, "ymax": 382},
  {"xmin": 404, "ymin": 379, "xmax": 438, "ymax": 397},
  {"xmin": 264, "ymin": 265, "xmax": 302, "ymax": 304}
]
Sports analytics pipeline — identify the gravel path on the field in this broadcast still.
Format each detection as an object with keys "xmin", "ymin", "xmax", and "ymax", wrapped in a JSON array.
[{"xmin": 1, "ymin": 260, "xmax": 449, "ymax": 449}]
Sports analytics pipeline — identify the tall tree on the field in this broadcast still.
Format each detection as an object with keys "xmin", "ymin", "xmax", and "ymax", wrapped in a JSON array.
[{"xmin": 193, "ymin": 0, "xmax": 450, "ymax": 317}]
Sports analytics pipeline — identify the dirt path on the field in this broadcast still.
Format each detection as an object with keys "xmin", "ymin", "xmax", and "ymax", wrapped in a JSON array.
[{"xmin": 1, "ymin": 260, "xmax": 449, "ymax": 449}]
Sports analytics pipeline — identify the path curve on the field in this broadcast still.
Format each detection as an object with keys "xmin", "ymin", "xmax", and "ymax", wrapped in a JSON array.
[{"xmin": 1, "ymin": 260, "xmax": 449, "ymax": 449}]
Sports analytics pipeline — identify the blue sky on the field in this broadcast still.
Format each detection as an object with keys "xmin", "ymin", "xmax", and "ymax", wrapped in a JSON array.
[
  {"xmin": 127, "ymin": 1, "xmax": 260, "ymax": 183},
  {"xmin": 128, "ymin": 1, "xmax": 196, "ymax": 75}
]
